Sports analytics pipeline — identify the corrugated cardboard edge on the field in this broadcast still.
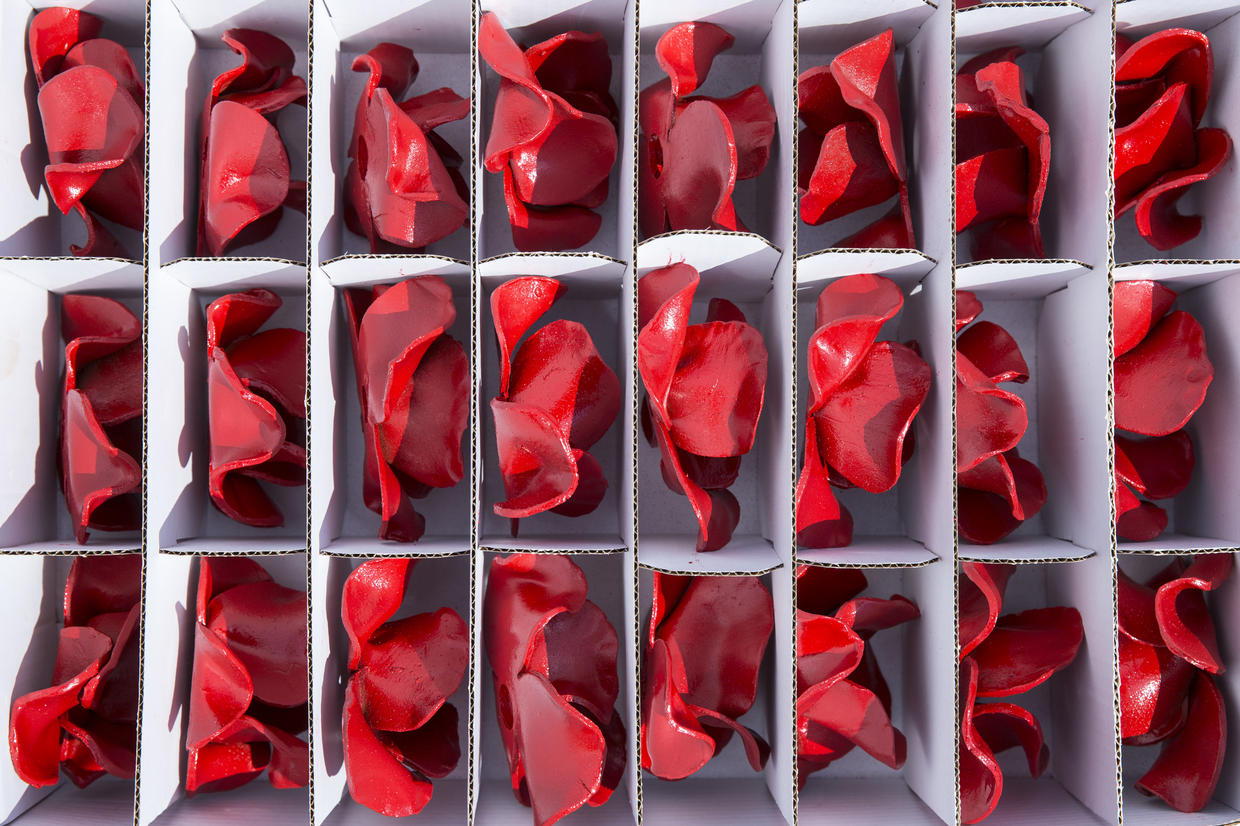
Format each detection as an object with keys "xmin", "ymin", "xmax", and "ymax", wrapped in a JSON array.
[
  {"xmin": 469, "ymin": 2, "xmax": 480, "ymax": 821},
  {"xmin": 789, "ymin": 1, "xmax": 800, "ymax": 823},
  {"xmin": 949, "ymin": 7, "xmax": 961, "ymax": 826},
  {"xmin": 303, "ymin": 4, "xmax": 315, "ymax": 826}
]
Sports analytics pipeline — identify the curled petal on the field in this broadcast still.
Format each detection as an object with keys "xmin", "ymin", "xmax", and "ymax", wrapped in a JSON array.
[
  {"xmin": 972, "ymin": 701, "xmax": 1048, "ymax": 777},
  {"xmin": 956, "ymin": 351, "xmax": 1028, "ymax": 473},
  {"xmin": 206, "ymin": 289, "xmax": 281, "ymax": 350},
  {"xmin": 1116, "ymin": 431, "xmax": 1194, "ymax": 500},
  {"xmin": 62, "ymin": 389, "xmax": 141, "ymax": 543},
  {"xmin": 526, "ymin": 31, "xmax": 612, "ymax": 98},
  {"xmin": 802, "ymin": 121, "xmax": 899, "ymax": 226},
  {"xmin": 955, "ymin": 146, "xmax": 1030, "ymax": 232},
  {"xmin": 959, "ymin": 658, "xmax": 1003, "ymax": 824},
  {"xmin": 59, "ymin": 709, "xmax": 135, "ymax": 780},
  {"xmin": 196, "ymin": 557, "xmax": 272, "ymax": 623},
  {"xmin": 959, "ymin": 451, "xmax": 1047, "ymax": 545},
  {"xmin": 971, "ymin": 607, "xmax": 1084, "ymax": 697},
  {"xmin": 681, "ymin": 85, "xmax": 775, "ymax": 180},
  {"xmin": 355, "ymin": 608, "xmax": 468, "ymax": 732},
  {"xmin": 187, "ymin": 623, "xmax": 253, "ymax": 750},
  {"xmin": 956, "ymin": 321, "xmax": 1029, "ymax": 384},
  {"xmin": 383, "ymin": 334, "xmax": 469, "ymax": 489},
  {"xmin": 1116, "ymin": 28, "xmax": 1212, "ymax": 125},
  {"xmin": 226, "ymin": 328, "xmax": 306, "ymax": 418},
  {"xmin": 502, "ymin": 170, "xmax": 604, "ymax": 251},
  {"xmin": 342, "ymin": 559, "xmax": 411, "ymax": 669},
  {"xmin": 378, "ymin": 702, "xmax": 462, "ymax": 780},
  {"xmin": 202, "ymin": 101, "xmax": 291, "ymax": 257},
  {"xmin": 1115, "ymin": 311, "xmax": 1213, "ymax": 436},
  {"xmin": 205, "ymin": 581, "xmax": 308, "ymax": 708},
  {"xmin": 537, "ymin": 600, "xmax": 620, "ymax": 722},
  {"xmin": 637, "ymin": 263, "xmax": 697, "ymax": 405},
  {"xmin": 1136, "ymin": 672, "xmax": 1227, "ymax": 813},
  {"xmin": 492, "ymin": 276, "xmax": 565, "ymax": 396},
  {"xmin": 1114, "ymin": 280, "xmax": 1177, "ymax": 357},
  {"xmin": 808, "ymin": 273, "xmax": 904, "ymax": 403},
  {"xmin": 956, "ymin": 290, "xmax": 983, "ymax": 332},
  {"xmin": 29, "ymin": 7, "xmax": 102, "ymax": 85},
  {"xmin": 1134, "ymin": 128, "xmax": 1232, "ymax": 250},
  {"xmin": 960, "ymin": 562, "xmax": 1015, "ymax": 659},
  {"xmin": 665, "ymin": 321, "xmax": 767, "ymax": 458},
  {"xmin": 343, "ymin": 678, "xmax": 433, "ymax": 817},
  {"xmin": 687, "ymin": 702, "xmax": 770, "ymax": 771},
  {"xmin": 660, "ymin": 100, "xmax": 740, "ymax": 231},
  {"xmin": 1118, "ymin": 497, "xmax": 1170, "ymax": 541},
  {"xmin": 491, "ymin": 399, "xmax": 580, "ymax": 518},
  {"xmin": 655, "ymin": 22, "xmax": 734, "ymax": 99},
  {"xmin": 483, "ymin": 554, "xmax": 588, "ymax": 687},
  {"xmin": 1115, "ymin": 83, "xmax": 1196, "ymax": 211},
  {"xmin": 796, "ymin": 566, "xmax": 869, "ymax": 617},
  {"xmin": 798, "ymin": 676, "xmax": 906, "ymax": 770},
  {"xmin": 651, "ymin": 415, "xmax": 740, "ymax": 552},
  {"xmin": 835, "ymin": 594, "xmax": 920, "ymax": 638},
  {"xmin": 63, "ymin": 38, "xmax": 144, "ymax": 103},
  {"xmin": 64, "ymin": 553, "xmax": 142, "ymax": 627},
  {"xmin": 830, "ymin": 29, "xmax": 907, "ymax": 181},
  {"xmin": 1119, "ymin": 631, "xmax": 1194, "ymax": 743},
  {"xmin": 1154, "ymin": 553, "xmax": 1232, "ymax": 673},
  {"xmin": 797, "ymin": 611, "xmax": 863, "ymax": 692},
  {"xmin": 641, "ymin": 639, "xmax": 714, "ymax": 780},
  {"xmin": 186, "ymin": 741, "xmax": 270, "ymax": 794},
  {"xmin": 795, "ymin": 417, "xmax": 854, "ymax": 548}
]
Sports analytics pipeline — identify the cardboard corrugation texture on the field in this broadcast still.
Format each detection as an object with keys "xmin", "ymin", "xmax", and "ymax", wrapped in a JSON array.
[{"xmin": 3, "ymin": 0, "xmax": 1240, "ymax": 824}]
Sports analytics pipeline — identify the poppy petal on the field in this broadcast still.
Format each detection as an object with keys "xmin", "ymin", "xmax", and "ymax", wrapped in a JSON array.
[
  {"xmin": 655, "ymin": 22, "xmax": 734, "ymax": 99},
  {"xmin": 972, "ymin": 701, "xmax": 1048, "ymax": 777},
  {"xmin": 1115, "ymin": 310, "xmax": 1213, "ymax": 436},
  {"xmin": 1154, "ymin": 553, "xmax": 1232, "ymax": 673},
  {"xmin": 641, "ymin": 639, "xmax": 715, "ymax": 780},
  {"xmin": 660, "ymin": 100, "xmax": 740, "ymax": 231},
  {"xmin": 956, "ymin": 351, "xmax": 1028, "ymax": 473},
  {"xmin": 205, "ymin": 581, "xmax": 309, "ymax": 708},
  {"xmin": 960, "ymin": 562, "xmax": 1015, "ymax": 659},
  {"xmin": 798, "ymin": 676, "xmax": 906, "ymax": 770},
  {"xmin": 1114, "ymin": 280, "xmax": 1178, "ymax": 357},
  {"xmin": 971, "ymin": 607, "xmax": 1084, "ymax": 697},
  {"xmin": 355, "ymin": 608, "xmax": 468, "ymax": 731},
  {"xmin": 343, "ymin": 678, "xmax": 434, "ymax": 816},
  {"xmin": 1135, "ymin": 672, "xmax": 1227, "ymax": 812}
]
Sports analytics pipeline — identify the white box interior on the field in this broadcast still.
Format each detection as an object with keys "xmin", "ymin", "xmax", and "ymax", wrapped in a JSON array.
[
  {"xmin": 136, "ymin": 552, "xmax": 309, "ymax": 826},
  {"xmin": 0, "ymin": 0, "xmax": 145, "ymax": 261},
  {"xmin": 311, "ymin": 553, "xmax": 471, "ymax": 826}
]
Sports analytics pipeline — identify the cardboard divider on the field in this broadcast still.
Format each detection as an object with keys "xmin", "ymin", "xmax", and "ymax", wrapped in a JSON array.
[
  {"xmin": 149, "ymin": 0, "xmax": 309, "ymax": 264},
  {"xmin": 1114, "ymin": 2, "xmax": 1240, "ymax": 262},
  {"xmin": 136, "ymin": 551, "xmax": 309, "ymax": 826},
  {"xmin": 146, "ymin": 263, "xmax": 307, "ymax": 553},
  {"xmin": 1114, "ymin": 264, "xmax": 1240, "ymax": 552},
  {"xmin": 959, "ymin": 557, "xmax": 1120, "ymax": 826},
  {"xmin": 476, "ymin": 265, "xmax": 631, "ymax": 552},
  {"xmin": 0, "ymin": 0, "xmax": 146, "ymax": 262},
  {"xmin": 0, "ymin": 269, "xmax": 143, "ymax": 552},
  {"xmin": 794, "ymin": 268, "xmax": 949, "ymax": 567},
  {"xmin": 473, "ymin": 0, "xmax": 637, "ymax": 261},
  {"xmin": 1117, "ymin": 551, "xmax": 1240, "ymax": 826},
  {"xmin": 310, "ymin": 0, "xmax": 472, "ymax": 266},
  {"xmin": 473, "ymin": 551, "xmax": 635, "ymax": 825},
  {"xmin": 638, "ymin": 0, "xmax": 793, "ymax": 252},
  {"xmin": 796, "ymin": 0, "xmax": 937, "ymax": 256},
  {"xmin": 309, "ymin": 267, "xmax": 472, "ymax": 557},
  {"xmin": 637, "ymin": 567, "xmax": 787, "ymax": 826},
  {"xmin": 0, "ymin": 553, "xmax": 140, "ymax": 826},
  {"xmin": 310, "ymin": 552, "xmax": 471, "ymax": 826},
  {"xmin": 956, "ymin": 266, "xmax": 1113, "ymax": 563},
  {"xmin": 955, "ymin": 1, "xmax": 1114, "ymax": 266},
  {"xmin": 794, "ymin": 561, "xmax": 955, "ymax": 826}
]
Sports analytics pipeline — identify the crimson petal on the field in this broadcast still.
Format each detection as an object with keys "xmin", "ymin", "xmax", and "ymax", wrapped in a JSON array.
[
  {"xmin": 795, "ymin": 417, "xmax": 854, "ymax": 548},
  {"xmin": 1119, "ymin": 631, "xmax": 1195, "ymax": 744},
  {"xmin": 205, "ymin": 581, "xmax": 308, "ymax": 708},
  {"xmin": 797, "ymin": 611, "xmax": 863, "ymax": 692},
  {"xmin": 956, "ymin": 351, "xmax": 1028, "ymax": 473},
  {"xmin": 641, "ymin": 639, "xmax": 714, "ymax": 780},
  {"xmin": 186, "ymin": 622, "xmax": 253, "ymax": 750},
  {"xmin": 971, "ymin": 607, "xmax": 1084, "ymax": 697},
  {"xmin": 665, "ymin": 320, "xmax": 767, "ymax": 458},
  {"xmin": 384, "ymin": 334, "xmax": 469, "ymax": 488},
  {"xmin": 1136, "ymin": 672, "xmax": 1227, "ymax": 812},
  {"xmin": 355, "ymin": 608, "xmax": 468, "ymax": 731},
  {"xmin": 29, "ymin": 7, "xmax": 102, "ymax": 85},
  {"xmin": 343, "ymin": 678, "xmax": 433, "ymax": 816},
  {"xmin": 61, "ymin": 389, "xmax": 141, "ymax": 543},
  {"xmin": 798, "ymin": 676, "xmax": 906, "ymax": 770},
  {"xmin": 1115, "ymin": 310, "xmax": 1213, "ymax": 436},
  {"xmin": 1116, "ymin": 431, "xmax": 1194, "ymax": 500},
  {"xmin": 378, "ymin": 702, "xmax": 462, "ymax": 780},
  {"xmin": 1153, "ymin": 553, "xmax": 1232, "ymax": 673},
  {"xmin": 64, "ymin": 553, "xmax": 142, "ymax": 627},
  {"xmin": 491, "ymin": 276, "xmax": 565, "ymax": 396},
  {"xmin": 1114, "ymin": 280, "xmax": 1177, "ymax": 358},
  {"xmin": 660, "ymin": 100, "xmax": 740, "ymax": 231},
  {"xmin": 972, "ymin": 701, "xmax": 1048, "ymax": 777},
  {"xmin": 1134, "ymin": 128, "xmax": 1232, "ymax": 250},
  {"xmin": 655, "ymin": 22, "xmax": 734, "ymax": 99},
  {"xmin": 960, "ymin": 562, "xmax": 1015, "ymax": 659},
  {"xmin": 342, "ymin": 559, "xmax": 411, "ymax": 668},
  {"xmin": 538, "ymin": 600, "xmax": 620, "ymax": 722},
  {"xmin": 959, "ymin": 658, "xmax": 1004, "ymax": 824},
  {"xmin": 956, "ymin": 321, "xmax": 1029, "ymax": 384},
  {"xmin": 483, "ymin": 554, "xmax": 587, "ymax": 687},
  {"xmin": 202, "ymin": 101, "xmax": 291, "ymax": 256}
]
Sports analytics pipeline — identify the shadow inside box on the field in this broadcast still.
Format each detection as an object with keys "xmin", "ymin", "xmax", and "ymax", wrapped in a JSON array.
[
  {"xmin": 321, "ymin": 779, "xmax": 468, "ymax": 826},
  {"xmin": 980, "ymin": 776, "xmax": 1108, "ymax": 826},
  {"xmin": 641, "ymin": 777, "xmax": 783, "ymax": 826},
  {"xmin": 1121, "ymin": 783, "xmax": 1240, "ymax": 826},
  {"xmin": 797, "ymin": 776, "xmax": 942, "ymax": 826},
  {"xmin": 150, "ymin": 783, "xmax": 306, "ymax": 826},
  {"xmin": 475, "ymin": 780, "xmax": 634, "ymax": 826},
  {"xmin": 13, "ymin": 776, "xmax": 135, "ymax": 824}
]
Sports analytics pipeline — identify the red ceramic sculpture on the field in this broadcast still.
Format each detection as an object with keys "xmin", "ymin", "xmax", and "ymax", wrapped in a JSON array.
[
  {"xmin": 795, "ymin": 274, "xmax": 931, "ymax": 548},
  {"xmin": 60, "ymin": 295, "xmax": 142, "ymax": 543},
  {"xmin": 955, "ymin": 48, "xmax": 1050, "ymax": 259},
  {"xmin": 28, "ymin": 7, "xmax": 144, "ymax": 257},
  {"xmin": 480, "ymin": 13, "xmax": 619, "ymax": 251},
  {"xmin": 959, "ymin": 562, "xmax": 1083, "ymax": 823},
  {"xmin": 1115, "ymin": 29, "xmax": 1232, "ymax": 250},
  {"xmin": 186, "ymin": 557, "xmax": 308, "ymax": 793},
  {"xmin": 206, "ymin": 289, "xmax": 307, "ymax": 527},
  {"xmin": 1119, "ymin": 554, "xmax": 1231, "ymax": 811},
  {"xmin": 9, "ymin": 554, "xmax": 141, "ymax": 788},
  {"xmin": 345, "ymin": 44, "xmax": 469, "ymax": 252},
  {"xmin": 643, "ymin": 573, "xmax": 774, "ymax": 779},
  {"xmin": 483, "ymin": 554, "xmax": 625, "ymax": 826},
  {"xmin": 198, "ymin": 30, "xmax": 307, "ymax": 256},
  {"xmin": 956, "ymin": 291, "xmax": 1047, "ymax": 544},
  {"xmin": 344, "ymin": 277, "xmax": 468, "ymax": 542},
  {"xmin": 1113, "ymin": 280, "xmax": 1212, "ymax": 541},
  {"xmin": 490, "ymin": 277, "xmax": 620, "ymax": 533},
  {"xmin": 640, "ymin": 22, "xmax": 776, "ymax": 237},
  {"xmin": 638, "ymin": 263, "xmax": 768, "ymax": 551},
  {"xmin": 341, "ymin": 559, "xmax": 467, "ymax": 816},
  {"xmin": 798, "ymin": 30, "xmax": 915, "ymax": 248},
  {"xmin": 796, "ymin": 566, "xmax": 919, "ymax": 783}
]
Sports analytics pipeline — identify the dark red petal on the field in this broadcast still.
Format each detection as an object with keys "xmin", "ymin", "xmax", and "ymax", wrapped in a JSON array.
[
  {"xmin": 956, "ymin": 290, "xmax": 983, "ymax": 332},
  {"xmin": 1154, "ymin": 553, "xmax": 1232, "ymax": 673},
  {"xmin": 215, "ymin": 714, "xmax": 308, "ymax": 789},
  {"xmin": 639, "ymin": 78, "xmax": 674, "ymax": 237},
  {"xmin": 974, "ymin": 59, "xmax": 1050, "ymax": 228},
  {"xmin": 681, "ymin": 85, "xmax": 775, "ymax": 180},
  {"xmin": 509, "ymin": 320, "xmax": 621, "ymax": 451},
  {"xmin": 187, "ymin": 622, "xmax": 253, "ymax": 750},
  {"xmin": 491, "ymin": 276, "xmax": 565, "ymax": 396},
  {"xmin": 959, "ymin": 562, "xmax": 1015, "ymax": 659},
  {"xmin": 1115, "ymin": 28, "xmax": 1212, "ymax": 125},
  {"xmin": 491, "ymin": 399, "xmax": 581, "ymax": 518},
  {"xmin": 214, "ymin": 29, "xmax": 296, "ymax": 101},
  {"xmin": 8, "ymin": 627, "xmax": 111, "ymax": 787},
  {"xmin": 797, "ymin": 64, "xmax": 849, "ymax": 135},
  {"xmin": 972, "ymin": 701, "xmax": 1048, "ymax": 777},
  {"xmin": 208, "ymin": 348, "xmax": 287, "ymax": 527},
  {"xmin": 353, "ymin": 42, "xmax": 417, "ymax": 99},
  {"xmin": 665, "ymin": 320, "xmax": 767, "ymax": 458},
  {"xmin": 81, "ymin": 604, "xmax": 140, "ymax": 723},
  {"xmin": 830, "ymin": 29, "xmax": 907, "ymax": 182},
  {"xmin": 343, "ymin": 678, "xmax": 433, "ymax": 816},
  {"xmin": 226, "ymin": 328, "xmax": 306, "ymax": 418},
  {"xmin": 959, "ymin": 657, "xmax": 1004, "ymax": 824},
  {"xmin": 1120, "ymin": 631, "xmax": 1195, "ymax": 743},
  {"xmin": 506, "ymin": 94, "xmax": 616, "ymax": 208},
  {"xmin": 796, "ymin": 565, "xmax": 869, "ymax": 616},
  {"xmin": 835, "ymin": 594, "xmax": 920, "ymax": 637},
  {"xmin": 798, "ymin": 676, "xmax": 906, "ymax": 769},
  {"xmin": 637, "ymin": 263, "xmax": 697, "ymax": 406},
  {"xmin": 196, "ymin": 557, "xmax": 272, "ymax": 623},
  {"xmin": 202, "ymin": 100, "xmax": 291, "ymax": 256},
  {"xmin": 1116, "ymin": 431, "xmax": 1194, "ymax": 500},
  {"xmin": 483, "ymin": 554, "xmax": 588, "ymax": 687},
  {"xmin": 64, "ymin": 552, "xmax": 141, "ymax": 627},
  {"xmin": 795, "ymin": 418, "xmax": 854, "ymax": 548},
  {"xmin": 356, "ymin": 607, "xmax": 468, "ymax": 731},
  {"xmin": 76, "ymin": 338, "xmax": 142, "ymax": 425},
  {"xmin": 1118, "ymin": 566, "xmax": 1163, "ymax": 645},
  {"xmin": 1134, "ymin": 128, "xmax": 1232, "ymax": 250},
  {"xmin": 206, "ymin": 580, "xmax": 308, "ymax": 708},
  {"xmin": 398, "ymin": 87, "xmax": 470, "ymax": 132},
  {"xmin": 958, "ymin": 488, "xmax": 1021, "ymax": 546},
  {"xmin": 1115, "ymin": 310, "xmax": 1213, "ymax": 436},
  {"xmin": 63, "ymin": 38, "xmax": 144, "ymax": 103},
  {"xmin": 955, "ymin": 146, "xmax": 1029, "ymax": 232},
  {"xmin": 205, "ymin": 289, "xmax": 281, "ymax": 350},
  {"xmin": 478, "ymin": 14, "xmax": 552, "ymax": 166},
  {"xmin": 1136, "ymin": 673, "xmax": 1227, "ymax": 812},
  {"xmin": 816, "ymin": 341, "xmax": 930, "ymax": 493},
  {"xmin": 835, "ymin": 203, "xmax": 915, "ymax": 249},
  {"xmin": 378, "ymin": 702, "xmax": 462, "ymax": 780},
  {"xmin": 797, "ymin": 611, "xmax": 863, "ymax": 692},
  {"xmin": 537, "ymin": 600, "xmax": 620, "ymax": 722},
  {"xmin": 1115, "ymin": 83, "xmax": 1196, "ymax": 211},
  {"xmin": 1118, "ymin": 499, "xmax": 1171, "ymax": 541},
  {"xmin": 28, "ymin": 7, "xmax": 102, "ymax": 85},
  {"xmin": 807, "ymin": 273, "xmax": 904, "ymax": 404},
  {"xmin": 1114, "ymin": 279, "xmax": 1178, "ymax": 357},
  {"xmin": 971, "ymin": 607, "xmax": 1084, "ymax": 697},
  {"xmin": 526, "ymin": 31, "xmax": 612, "ymax": 98},
  {"xmin": 660, "ymin": 100, "xmax": 741, "ymax": 231},
  {"xmin": 655, "ymin": 22, "xmax": 734, "ymax": 99},
  {"xmin": 956, "ymin": 351, "xmax": 1028, "ymax": 473},
  {"xmin": 60, "ymin": 709, "xmax": 135, "ymax": 780},
  {"xmin": 654, "ymin": 576, "xmax": 773, "ymax": 719},
  {"xmin": 956, "ymin": 321, "xmax": 1029, "ymax": 384},
  {"xmin": 550, "ymin": 450, "xmax": 608, "ymax": 517},
  {"xmin": 641, "ymin": 638, "xmax": 715, "ymax": 780},
  {"xmin": 650, "ymin": 414, "xmax": 740, "ymax": 551},
  {"xmin": 383, "ymin": 334, "xmax": 469, "ymax": 489},
  {"xmin": 342, "ymin": 559, "xmax": 411, "ymax": 669},
  {"xmin": 687, "ymin": 702, "xmax": 770, "ymax": 771},
  {"xmin": 502, "ymin": 170, "xmax": 604, "ymax": 251},
  {"xmin": 186, "ymin": 740, "xmax": 270, "ymax": 794},
  {"xmin": 61, "ymin": 389, "xmax": 141, "ymax": 543},
  {"xmin": 802, "ymin": 121, "xmax": 899, "ymax": 226}
]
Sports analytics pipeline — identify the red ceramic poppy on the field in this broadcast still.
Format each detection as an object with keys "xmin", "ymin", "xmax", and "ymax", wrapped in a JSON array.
[
  {"xmin": 198, "ymin": 29, "xmax": 307, "ymax": 256},
  {"xmin": 795, "ymin": 566, "xmax": 919, "ymax": 784},
  {"xmin": 640, "ymin": 22, "xmax": 776, "ymax": 237},
  {"xmin": 638, "ymin": 263, "xmax": 767, "ymax": 551},
  {"xmin": 795, "ymin": 274, "xmax": 931, "ymax": 548},
  {"xmin": 345, "ymin": 43, "xmax": 468, "ymax": 252},
  {"xmin": 479, "ymin": 12, "xmax": 618, "ymax": 252},
  {"xmin": 1118, "ymin": 554, "xmax": 1231, "ymax": 812},
  {"xmin": 9, "ymin": 554, "xmax": 141, "ymax": 788},
  {"xmin": 955, "ymin": 291, "xmax": 1046, "ymax": 545},
  {"xmin": 339, "ymin": 559, "xmax": 467, "ymax": 816},
  {"xmin": 1112, "ymin": 280, "xmax": 1212, "ymax": 541},
  {"xmin": 28, "ymin": 7, "xmax": 144, "ymax": 257},
  {"xmin": 483, "ymin": 554, "xmax": 625, "ymax": 826},
  {"xmin": 642, "ymin": 573, "xmax": 773, "ymax": 779},
  {"xmin": 342, "ymin": 277, "xmax": 468, "ymax": 542},
  {"xmin": 956, "ymin": 48, "xmax": 1050, "ymax": 259},
  {"xmin": 206, "ymin": 290, "xmax": 306, "ymax": 528},
  {"xmin": 59, "ymin": 294, "xmax": 142, "ymax": 543},
  {"xmin": 489, "ymin": 277, "xmax": 620, "ymax": 532},
  {"xmin": 798, "ymin": 29, "xmax": 914, "ymax": 248},
  {"xmin": 958, "ymin": 563, "xmax": 1082, "ymax": 822},
  {"xmin": 1115, "ymin": 29, "xmax": 1233, "ymax": 250},
  {"xmin": 186, "ymin": 557, "xmax": 308, "ymax": 793}
]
